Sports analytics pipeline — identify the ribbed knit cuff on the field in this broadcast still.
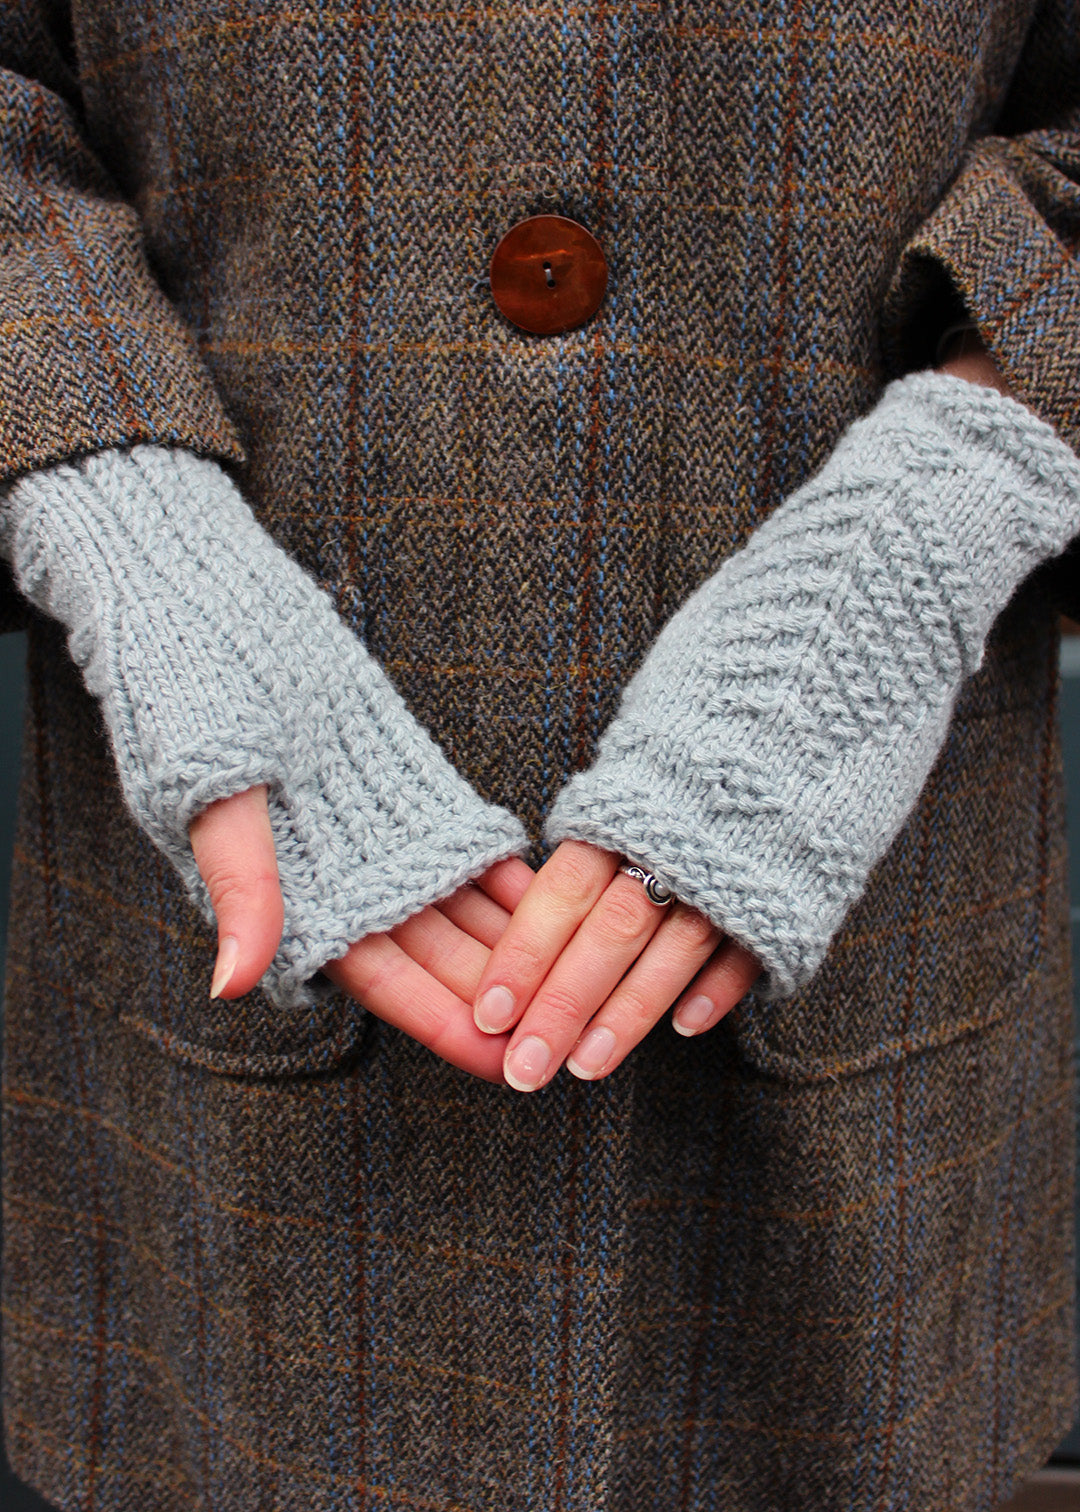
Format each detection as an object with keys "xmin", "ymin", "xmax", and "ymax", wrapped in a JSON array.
[
  {"xmin": 545, "ymin": 372, "xmax": 1080, "ymax": 999},
  {"xmin": 1, "ymin": 445, "xmax": 528, "ymax": 1007}
]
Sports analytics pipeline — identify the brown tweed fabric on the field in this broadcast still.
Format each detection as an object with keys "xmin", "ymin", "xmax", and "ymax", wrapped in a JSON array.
[{"xmin": 2, "ymin": 2, "xmax": 1079, "ymax": 1508}]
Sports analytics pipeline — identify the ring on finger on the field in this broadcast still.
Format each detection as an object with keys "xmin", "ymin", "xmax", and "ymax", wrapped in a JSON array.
[{"xmin": 616, "ymin": 862, "xmax": 675, "ymax": 907}]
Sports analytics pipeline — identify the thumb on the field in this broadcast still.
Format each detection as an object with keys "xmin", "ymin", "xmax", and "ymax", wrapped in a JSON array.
[{"xmin": 188, "ymin": 783, "xmax": 285, "ymax": 999}]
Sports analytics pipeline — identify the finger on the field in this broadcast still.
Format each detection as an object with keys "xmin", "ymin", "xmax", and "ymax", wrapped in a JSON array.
[
  {"xmin": 473, "ymin": 841, "xmax": 618, "ymax": 1035},
  {"xmin": 564, "ymin": 905, "xmax": 723, "ymax": 1080},
  {"xmin": 471, "ymin": 855, "xmax": 536, "ymax": 913},
  {"xmin": 188, "ymin": 783, "xmax": 284, "ymax": 1000},
  {"xmin": 435, "ymin": 881, "xmax": 513, "ymax": 949},
  {"xmin": 500, "ymin": 871, "xmax": 670, "ymax": 1092},
  {"xmin": 324, "ymin": 933, "xmax": 508, "ymax": 1083},
  {"xmin": 670, "ymin": 938, "xmax": 764, "ymax": 1036},
  {"xmin": 389, "ymin": 903, "xmax": 493, "ymax": 1001}
]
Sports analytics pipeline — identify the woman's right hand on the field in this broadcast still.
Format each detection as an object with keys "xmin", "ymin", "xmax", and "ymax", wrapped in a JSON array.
[{"xmin": 189, "ymin": 784, "xmax": 535, "ymax": 1082}]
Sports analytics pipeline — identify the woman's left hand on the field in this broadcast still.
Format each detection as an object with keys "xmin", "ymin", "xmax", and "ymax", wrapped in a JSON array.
[{"xmin": 472, "ymin": 839, "xmax": 763, "ymax": 1091}]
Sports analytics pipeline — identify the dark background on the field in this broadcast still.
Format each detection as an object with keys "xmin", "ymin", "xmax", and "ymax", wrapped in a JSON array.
[{"xmin": 2, "ymin": 626, "xmax": 1080, "ymax": 1507}]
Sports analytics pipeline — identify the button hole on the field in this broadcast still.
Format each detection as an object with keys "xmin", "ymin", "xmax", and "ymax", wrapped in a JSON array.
[{"xmin": 542, "ymin": 261, "xmax": 556, "ymax": 288}]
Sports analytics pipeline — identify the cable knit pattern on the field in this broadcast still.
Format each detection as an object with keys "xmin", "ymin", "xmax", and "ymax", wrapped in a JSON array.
[
  {"xmin": 546, "ymin": 371, "xmax": 1080, "ymax": 999},
  {"xmin": 0, "ymin": 446, "xmax": 527, "ymax": 1007}
]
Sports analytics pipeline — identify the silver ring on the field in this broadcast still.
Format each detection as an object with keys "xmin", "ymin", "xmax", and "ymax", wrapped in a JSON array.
[{"xmin": 617, "ymin": 863, "xmax": 675, "ymax": 906}]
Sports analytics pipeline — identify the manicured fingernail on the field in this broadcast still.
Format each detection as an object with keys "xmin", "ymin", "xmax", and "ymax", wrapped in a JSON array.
[
  {"xmin": 475, "ymin": 985, "xmax": 516, "ymax": 1033},
  {"xmin": 504, "ymin": 1035, "xmax": 552, "ymax": 1092},
  {"xmin": 673, "ymin": 994, "xmax": 717, "ymax": 1036},
  {"xmin": 567, "ymin": 1025, "xmax": 616, "ymax": 1080},
  {"xmin": 209, "ymin": 936, "xmax": 240, "ymax": 1000}
]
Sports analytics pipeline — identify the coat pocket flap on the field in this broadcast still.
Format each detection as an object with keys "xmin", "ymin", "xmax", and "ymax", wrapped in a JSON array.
[
  {"xmin": 117, "ymin": 980, "xmax": 372, "ymax": 1079},
  {"xmin": 726, "ymin": 962, "xmax": 1038, "ymax": 1083}
]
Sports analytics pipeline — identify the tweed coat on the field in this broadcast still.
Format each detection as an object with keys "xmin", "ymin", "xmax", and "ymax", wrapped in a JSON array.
[{"xmin": 2, "ymin": 1, "xmax": 1080, "ymax": 1509}]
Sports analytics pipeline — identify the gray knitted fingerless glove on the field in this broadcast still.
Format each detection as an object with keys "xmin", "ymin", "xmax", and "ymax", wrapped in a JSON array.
[
  {"xmin": 546, "ymin": 370, "xmax": 1080, "ymax": 1000},
  {"xmin": 0, "ymin": 445, "xmax": 527, "ymax": 1007}
]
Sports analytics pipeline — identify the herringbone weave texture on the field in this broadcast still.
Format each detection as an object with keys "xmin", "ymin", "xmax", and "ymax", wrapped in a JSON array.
[{"xmin": 2, "ymin": 2, "xmax": 1079, "ymax": 1510}]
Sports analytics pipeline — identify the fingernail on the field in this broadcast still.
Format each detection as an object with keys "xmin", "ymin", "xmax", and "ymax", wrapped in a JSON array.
[
  {"xmin": 209, "ymin": 936, "xmax": 240, "ymax": 1000},
  {"xmin": 504, "ymin": 1035, "xmax": 552, "ymax": 1093},
  {"xmin": 567, "ymin": 1025, "xmax": 616, "ymax": 1080},
  {"xmin": 673, "ymin": 994, "xmax": 717, "ymax": 1036},
  {"xmin": 475, "ymin": 985, "xmax": 516, "ymax": 1033}
]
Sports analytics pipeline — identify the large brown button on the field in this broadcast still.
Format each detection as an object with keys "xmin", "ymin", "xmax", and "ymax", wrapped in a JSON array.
[{"xmin": 489, "ymin": 215, "xmax": 608, "ymax": 335}]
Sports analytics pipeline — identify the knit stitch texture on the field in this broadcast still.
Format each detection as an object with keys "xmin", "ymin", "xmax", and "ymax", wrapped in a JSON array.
[
  {"xmin": 546, "ymin": 370, "xmax": 1080, "ymax": 999},
  {"xmin": 0, "ymin": 446, "xmax": 528, "ymax": 1007}
]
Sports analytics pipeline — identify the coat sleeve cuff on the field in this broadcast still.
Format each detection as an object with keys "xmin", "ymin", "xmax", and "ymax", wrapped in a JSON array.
[
  {"xmin": 880, "ymin": 135, "xmax": 1080, "ymax": 456},
  {"xmin": 880, "ymin": 134, "xmax": 1080, "ymax": 618}
]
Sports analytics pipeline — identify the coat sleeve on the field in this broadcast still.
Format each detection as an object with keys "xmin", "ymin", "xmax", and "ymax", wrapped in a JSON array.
[
  {"xmin": 0, "ymin": 6, "xmax": 245, "ymax": 630},
  {"xmin": 881, "ymin": 0, "xmax": 1079, "ymax": 440},
  {"xmin": 880, "ymin": 0, "xmax": 1080, "ymax": 610}
]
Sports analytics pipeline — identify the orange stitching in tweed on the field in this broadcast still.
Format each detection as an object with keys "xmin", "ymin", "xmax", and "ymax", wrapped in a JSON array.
[
  {"xmin": 877, "ymin": 787, "xmax": 937, "ymax": 1507},
  {"xmin": 829, "ymin": 872, "xmax": 1063, "ymax": 952},
  {"xmin": 671, "ymin": 20, "xmax": 969, "ymax": 65},
  {"xmin": 135, "ymin": 173, "xmax": 902, "ymax": 221},
  {"xmin": 4, "ymin": 1200, "xmax": 546, "ymax": 1392},
  {"xmin": 987, "ymin": 233, "xmax": 1080, "ymax": 338},
  {"xmin": 24, "ymin": 640, "xmax": 106, "ymax": 1507},
  {"xmin": 34, "ymin": 224, "xmax": 143, "ymax": 441},
  {"xmin": 0, "ymin": 309, "xmax": 199, "ymax": 348},
  {"xmin": 5, "ymin": 946, "xmax": 355, "ymax": 1071},
  {"xmin": 4, "ymin": 1164, "xmax": 1070, "ymax": 1455},
  {"xmin": 623, "ymin": 1071, "xmax": 1074, "ymax": 1222},
  {"xmin": 3, "ymin": 1089, "xmax": 319, "ymax": 1231},
  {"xmin": 308, "ymin": 513, "xmax": 675, "ymax": 531},
  {"xmin": 2, "ymin": 1312, "xmax": 492, "ymax": 1510},
  {"xmin": 80, "ymin": 10, "xmax": 965, "ymax": 82},
  {"xmin": 3, "ymin": 876, "xmax": 202, "ymax": 943},
  {"xmin": 609, "ymin": 1281, "xmax": 1073, "ymax": 1448},
  {"xmin": 1, "ymin": 1106, "xmax": 627, "ymax": 1284},
  {"xmin": 988, "ymin": 634, "xmax": 1061, "ymax": 1485},
  {"xmin": 553, "ymin": 1085, "xmax": 587, "ymax": 1507},
  {"xmin": 18, "ymin": 89, "xmax": 139, "ymax": 442},
  {"xmin": 622, "ymin": 1207, "xmax": 1074, "ymax": 1342},
  {"xmin": 5, "ymin": 1408, "xmax": 194, "ymax": 1494},
  {"xmin": 754, "ymin": 0, "xmax": 805, "ymax": 513},
  {"xmin": 5, "ymin": 857, "xmax": 220, "ymax": 948},
  {"xmin": 197, "ymin": 332, "xmax": 878, "ymax": 387},
  {"xmin": 137, "ymin": 160, "xmax": 666, "ymax": 210}
]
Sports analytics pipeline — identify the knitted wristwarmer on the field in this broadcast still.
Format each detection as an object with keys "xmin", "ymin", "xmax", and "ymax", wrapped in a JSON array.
[
  {"xmin": 0, "ymin": 446, "xmax": 527, "ymax": 1007},
  {"xmin": 545, "ymin": 370, "xmax": 1080, "ymax": 1000}
]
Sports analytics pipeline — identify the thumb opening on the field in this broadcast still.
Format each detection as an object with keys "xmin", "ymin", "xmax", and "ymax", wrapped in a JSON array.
[{"xmin": 188, "ymin": 783, "xmax": 285, "ymax": 999}]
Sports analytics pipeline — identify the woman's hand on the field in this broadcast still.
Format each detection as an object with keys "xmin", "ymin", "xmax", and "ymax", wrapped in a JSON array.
[
  {"xmin": 472, "ymin": 839, "xmax": 762, "ymax": 1091},
  {"xmin": 188, "ymin": 784, "xmax": 535, "ymax": 1082}
]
